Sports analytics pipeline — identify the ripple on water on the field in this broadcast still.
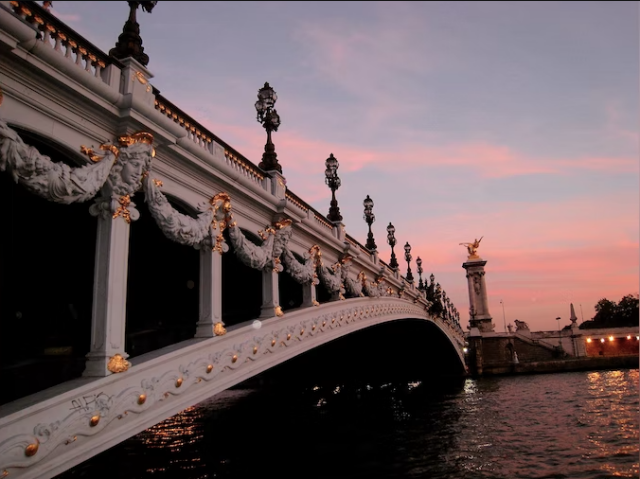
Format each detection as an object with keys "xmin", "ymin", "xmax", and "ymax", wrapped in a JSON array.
[{"xmin": 54, "ymin": 369, "xmax": 639, "ymax": 479}]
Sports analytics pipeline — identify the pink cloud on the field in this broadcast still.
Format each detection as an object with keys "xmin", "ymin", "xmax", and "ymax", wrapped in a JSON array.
[
  {"xmin": 50, "ymin": 9, "xmax": 81, "ymax": 22},
  {"xmin": 198, "ymin": 119, "xmax": 637, "ymax": 184}
]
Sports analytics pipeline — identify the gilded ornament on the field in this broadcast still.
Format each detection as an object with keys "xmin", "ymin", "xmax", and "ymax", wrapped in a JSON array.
[
  {"xmin": 89, "ymin": 414, "xmax": 100, "ymax": 427},
  {"xmin": 175, "ymin": 378, "xmax": 183, "ymax": 388},
  {"xmin": 153, "ymin": 179, "xmax": 163, "ymax": 187},
  {"xmin": 107, "ymin": 353, "xmax": 131, "ymax": 373},
  {"xmin": 112, "ymin": 195, "xmax": 133, "ymax": 224},
  {"xmin": 206, "ymin": 364, "xmax": 214, "ymax": 373},
  {"xmin": 275, "ymin": 306, "xmax": 284, "ymax": 317},
  {"xmin": 312, "ymin": 300, "xmax": 320, "ymax": 307},
  {"xmin": 272, "ymin": 257, "xmax": 281, "ymax": 273},
  {"xmin": 286, "ymin": 334, "xmax": 291, "ymax": 341},
  {"xmin": 64, "ymin": 436, "xmax": 78, "ymax": 445},
  {"xmin": 119, "ymin": 131, "xmax": 154, "ymax": 146},
  {"xmin": 273, "ymin": 218, "xmax": 293, "ymax": 230},
  {"xmin": 312, "ymin": 324, "xmax": 316, "ymax": 331},
  {"xmin": 25, "ymin": 440, "xmax": 39, "ymax": 457},
  {"xmin": 1, "ymin": 470, "xmax": 7, "ymax": 478},
  {"xmin": 231, "ymin": 355, "xmax": 238, "ymax": 363},
  {"xmin": 459, "ymin": 237, "xmax": 483, "ymax": 261},
  {"xmin": 300, "ymin": 329, "xmax": 305, "ymax": 335},
  {"xmin": 214, "ymin": 322, "xmax": 227, "ymax": 336},
  {"xmin": 322, "ymin": 321, "xmax": 326, "ymax": 327},
  {"xmin": 271, "ymin": 339, "xmax": 276, "ymax": 347},
  {"xmin": 137, "ymin": 394, "xmax": 147, "ymax": 405},
  {"xmin": 253, "ymin": 346, "xmax": 258, "ymax": 355},
  {"xmin": 133, "ymin": 71, "xmax": 149, "ymax": 85},
  {"xmin": 80, "ymin": 145, "xmax": 103, "ymax": 162}
]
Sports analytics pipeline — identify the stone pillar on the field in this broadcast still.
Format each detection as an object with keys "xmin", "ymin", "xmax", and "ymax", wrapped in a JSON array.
[
  {"xmin": 462, "ymin": 259, "xmax": 494, "ymax": 333},
  {"xmin": 467, "ymin": 327, "xmax": 484, "ymax": 376},
  {"xmin": 83, "ymin": 215, "xmax": 130, "ymax": 377},
  {"xmin": 301, "ymin": 282, "xmax": 317, "ymax": 307},
  {"xmin": 195, "ymin": 247, "xmax": 223, "ymax": 337},
  {"xmin": 260, "ymin": 269, "xmax": 281, "ymax": 318}
]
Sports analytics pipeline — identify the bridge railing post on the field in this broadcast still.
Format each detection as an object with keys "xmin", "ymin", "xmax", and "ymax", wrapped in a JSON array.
[
  {"xmin": 83, "ymin": 214, "xmax": 131, "ymax": 377},
  {"xmin": 195, "ymin": 247, "xmax": 223, "ymax": 337}
]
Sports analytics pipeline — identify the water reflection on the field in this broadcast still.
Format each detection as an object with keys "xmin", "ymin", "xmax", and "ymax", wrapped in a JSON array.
[{"xmin": 56, "ymin": 370, "xmax": 638, "ymax": 479}]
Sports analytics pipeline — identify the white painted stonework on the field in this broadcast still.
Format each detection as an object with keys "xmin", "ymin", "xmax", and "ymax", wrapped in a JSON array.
[
  {"xmin": 0, "ymin": 2, "xmax": 466, "ymax": 477},
  {"xmin": 0, "ymin": 298, "xmax": 463, "ymax": 479}
]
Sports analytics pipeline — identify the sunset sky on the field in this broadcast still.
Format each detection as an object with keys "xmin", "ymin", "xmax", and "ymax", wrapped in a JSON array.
[{"xmin": 52, "ymin": 1, "xmax": 639, "ymax": 331}]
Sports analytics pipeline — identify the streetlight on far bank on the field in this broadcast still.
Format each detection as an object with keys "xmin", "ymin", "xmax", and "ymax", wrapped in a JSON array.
[
  {"xmin": 556, "ymin": 317, "xmax": 561, "ymax": 346},
  {"xmin": 500, "ymin": 299, "xmax": 506, "ymax": 333}
]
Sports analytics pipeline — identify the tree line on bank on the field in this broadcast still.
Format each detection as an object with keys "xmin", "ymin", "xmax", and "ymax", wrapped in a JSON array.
[{"xmin": 579, "ymin": 293, "xmax": 639, "ymax": 329}]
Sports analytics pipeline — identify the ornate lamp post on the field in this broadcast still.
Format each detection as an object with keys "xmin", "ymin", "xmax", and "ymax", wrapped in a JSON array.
[
  {"xmin": 255, "ymin": 82, "xmax": 282, "ymax": 173},
  {"xmin": 109, "ymin": 1, "xmax": 158, "ymax": 66},
  {"xmin": 404, "ymin": 242, "xmax": 414, "ymax": 283},
  {"xmin": 386, "ymin": 223, "xmax": 399, "ymax": 269},
  {"xmin": 324, "ymin": 154, "xmax": 342, "ymax": 222},
  {"xmin": 363, "ymin": 195, "xmax": 377, "ymax": 251},
  {"xmin": 416, "ymin": 256, "xmax": 424, "ymax": 291}
]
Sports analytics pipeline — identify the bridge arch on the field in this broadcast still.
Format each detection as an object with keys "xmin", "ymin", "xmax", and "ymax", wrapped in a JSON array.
[
  {"xmin": 0, "ymin": 128, "xmax": 97, "ymax": 405},
  {"xmin": 0, "ymin": 296, "xmax": 465, "ymax": 479}
]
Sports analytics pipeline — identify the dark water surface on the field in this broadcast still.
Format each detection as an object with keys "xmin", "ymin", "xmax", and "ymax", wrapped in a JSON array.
[{"xmin": 57, "ymin": 369, "xmax": 639, "ymax": 479}]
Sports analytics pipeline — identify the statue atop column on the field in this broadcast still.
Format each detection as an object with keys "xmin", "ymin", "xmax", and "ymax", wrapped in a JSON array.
[
  {"xmin": 109, "ymin": 1, "xmax": 158, "ymax": 67},
  {"xmin": 461, "ymin": 238, "xmax": 493, "ymax": 333},
  {"xmin": 459, "ymin": 236, "xmax": 483, "ymax": 261}
]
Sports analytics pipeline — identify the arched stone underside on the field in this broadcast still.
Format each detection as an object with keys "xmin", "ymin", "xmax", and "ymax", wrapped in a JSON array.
[{"xmin": 0, "ymin": 297, "xmax": 463, "ymax": 479}]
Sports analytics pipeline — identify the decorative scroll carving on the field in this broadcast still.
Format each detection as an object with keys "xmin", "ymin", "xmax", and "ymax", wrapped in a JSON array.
[
  {"xmin": 89, "ymin": 133, "xmax": 155, "ymax": 222},
  {"xmin": 142, "ymin": 175, "xmax": 214, "ymax": 249},
  {"xmin": 0, "ymin": 121, "xmax": 118, "ymax": 204},
  {"xmin": 281, "ymin": 244, "xmax": 321, "ymax": 285}
]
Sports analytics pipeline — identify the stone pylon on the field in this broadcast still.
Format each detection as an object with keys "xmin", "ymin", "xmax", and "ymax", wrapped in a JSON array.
[{"xmin": 463, "ymin": 258, "xmax": 494, "ymax": 333}]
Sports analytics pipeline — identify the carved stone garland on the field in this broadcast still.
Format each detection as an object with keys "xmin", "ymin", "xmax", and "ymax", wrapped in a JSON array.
[
  {"xmin": 340, "ymin": 255, "xmax": 365, "ymax": 298},
  {"xmin": 281, "ymin": 244, "xmax": 321, "ymax": 285},
  {"xmin": 143, "ymin": 175, "xmax": 214, "ymax": 249},
  {"xmin": 0, "ymin": 120, "xmax": 119, "ymax": 204},
  {"xmin": 317, "ymin": 257, "xmax": 346, "ymax": 300}
]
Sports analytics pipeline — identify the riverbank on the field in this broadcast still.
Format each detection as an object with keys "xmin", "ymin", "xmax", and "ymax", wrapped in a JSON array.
[{"xmin": 475, "ymin": 355, "xmax": 638, "ymax": 376}]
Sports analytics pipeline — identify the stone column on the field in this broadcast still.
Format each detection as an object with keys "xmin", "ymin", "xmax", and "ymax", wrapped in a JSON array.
[
  {"xmin": 301, "ymin": 282, "xmax": 317, "ymax": 307},
  {"xmin": 195, "ymin": 247, "xmax": 223, "ymax": 337},
  {"xmin": 83, "ymin": 215, "xmax": 130, "ymax": 377},
  {"xmin": 260, "ymin": 269, "xmax": 281, "ymax": 318},
  {"xmin": 462, "ymin": 259, "xmax": 494, "ymax": 333}
]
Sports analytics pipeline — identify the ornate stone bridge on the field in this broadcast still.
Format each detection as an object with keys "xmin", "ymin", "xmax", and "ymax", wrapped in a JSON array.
[{"xmin": 0, "ymin": 2, "xmax": 466, "ymax": 477}]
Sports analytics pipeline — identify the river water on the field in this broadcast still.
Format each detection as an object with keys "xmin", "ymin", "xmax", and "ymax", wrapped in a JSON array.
[{"xmin": 57, "ymin": 369, "xmax": 639, "ymax": 479}]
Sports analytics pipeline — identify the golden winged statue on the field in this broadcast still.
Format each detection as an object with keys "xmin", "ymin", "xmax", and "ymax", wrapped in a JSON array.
[{"xmin": 459, "ymin": 236, "xmax": 483, "ymax": 260}]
